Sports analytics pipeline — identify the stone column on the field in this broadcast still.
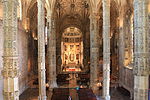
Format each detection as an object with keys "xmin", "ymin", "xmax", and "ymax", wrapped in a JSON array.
[
  {"xmin": 90, "ymin": 12, "xmax": 99, "ymax": 93},
  {"xmin": 37, "ymin": 0, "xmax": 47, "ymax": 100},
  {"xmin": 56, "ymin": 32, "xmax": 62, "ymax": 74},
  {"xmin": 1, "ymin": 0, "xmax": 19, "ymax": 100},
  {"xmin": 47, "ymin": 16, "xmax": 57, "ymax": 90},
  {"xmin": 123, "ymin": 9, "xmax": 133, "ymax": 66},
  {"xmin": 133, "ymin": 0, "xmax": 149, "ymax": 100},
  {"xmin": 102, "ymin": 0, "xmax": 110, "ymax": 100},
  {"xmin": 118, "ymin": 8, "xmax": 125, "ymax": 86}
]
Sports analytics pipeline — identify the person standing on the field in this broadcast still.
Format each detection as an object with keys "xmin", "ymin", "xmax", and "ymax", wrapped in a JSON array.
[{"xmin": 68, "ymin": 96, "xmax": 72, "ymax": 100}]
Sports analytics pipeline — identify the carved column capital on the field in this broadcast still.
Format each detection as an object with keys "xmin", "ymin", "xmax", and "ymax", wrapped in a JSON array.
[
  {"xmin": 37, "ymin": 0, "xmax": 45, "ymax": 6},
  {"xmin": 3, "ymin": 90, "xmax": 19, "ymax": 100},
  {"xmin": 51, "ymin": 18, "xmax": 55, "ymax": 29},
  {"xmin": 2, "ymin": 0, "xmax": 19, "ymax": 5},
  {"xmin": 1, "ymin": 68, "xmax": 19, "ymax": 78},
  {"xmin": 47, "ymin": 15, "xmax": 52, "ymax": 22},
  {"xmin": 90, "ymin": 12, "xmax": 100, "ymax": 21}
]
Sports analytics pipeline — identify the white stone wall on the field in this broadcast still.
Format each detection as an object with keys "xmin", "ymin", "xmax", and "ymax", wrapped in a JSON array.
[
  {"xmin": 0, "ymin": 19, "xmax": 3, "ymax": 100},
  {"xmin": 18, "ymin": 21, "xmax": 29, "ymax": 95}
]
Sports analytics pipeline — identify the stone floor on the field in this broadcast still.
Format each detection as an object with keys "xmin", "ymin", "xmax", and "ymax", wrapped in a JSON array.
[
  {"xmin": 20, "ymin": 74, "xmax": 130, "ymax": 100},
  {"xmin": 109, "ymin": 87, "xmax": 130, "ymax": 100},
  {"xmin": 20, "ymin": 87, "xmax": 130, "ymax": 100},
  {"xmin": 68, "ymin": 74, "xmax": 79, "ymax": 100}
]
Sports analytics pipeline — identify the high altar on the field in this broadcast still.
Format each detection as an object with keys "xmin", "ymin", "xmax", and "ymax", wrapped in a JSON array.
[{"xmin": 61, "ymin": 27, "xmax": 83, "ymax": 72}]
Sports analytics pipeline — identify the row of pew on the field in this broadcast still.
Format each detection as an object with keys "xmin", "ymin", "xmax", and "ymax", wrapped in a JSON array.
[
  {"xmin": 52, "ymin": 88, "xmax": 97, "ymax": 100},
  {"xmin": 52, "ymin": 88, "xmax": 69, "ymax": 100},
  {"xmin": 77, "ymin": 74, "xmax": 90, "ymax": 86},
  {"xmin": 56, "ymin": 74, "xmax": 69, "ymax": 85},
  {"xmin": 78, "ymin": 88, "xmax": 97, "ymax": 100}
]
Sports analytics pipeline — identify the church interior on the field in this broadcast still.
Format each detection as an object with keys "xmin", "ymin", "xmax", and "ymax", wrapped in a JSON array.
[{"xmin": 0, "ymin": 0, "xmax": 150, "ymax": 100}]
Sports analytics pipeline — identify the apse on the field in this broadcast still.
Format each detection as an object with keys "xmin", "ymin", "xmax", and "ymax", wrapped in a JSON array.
[{"xmin": 61, "ymin": 27, "xmax": 83, "ymax": 72}]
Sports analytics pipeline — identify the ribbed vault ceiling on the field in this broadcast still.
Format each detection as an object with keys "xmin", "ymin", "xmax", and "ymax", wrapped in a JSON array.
[{"xmin": 55, "ymin": 0, "xmax": 90, "ymax": 31}]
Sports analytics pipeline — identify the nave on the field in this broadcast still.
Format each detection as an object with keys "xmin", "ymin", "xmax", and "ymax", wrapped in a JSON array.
[
  {"xmin": 20, "ymin": 73, "xmax": 130, "ymax": 100},
  {"xmin": 0, "ymin": 0, "xmax": 150, "ymax": 100}
]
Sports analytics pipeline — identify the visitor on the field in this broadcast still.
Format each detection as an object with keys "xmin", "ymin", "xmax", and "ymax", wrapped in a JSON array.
[{"xmin": 68, "ymin": 96, "xmax": 72, "ymax": 100}]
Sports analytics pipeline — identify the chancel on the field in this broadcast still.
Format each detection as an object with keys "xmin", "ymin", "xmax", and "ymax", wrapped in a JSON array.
[
  {"xmin": 0, "ymin": 0, "xmax": 150, "ymax": 100},
  {"xmin": 61, "ymin": 27, "xmax": 83, "ymax": 72}
]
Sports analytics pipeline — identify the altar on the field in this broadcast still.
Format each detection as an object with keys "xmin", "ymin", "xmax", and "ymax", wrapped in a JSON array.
[{"xmin": 61, "ymin": 27, "xmax": 83, "ymax": 72}]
